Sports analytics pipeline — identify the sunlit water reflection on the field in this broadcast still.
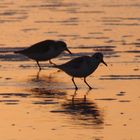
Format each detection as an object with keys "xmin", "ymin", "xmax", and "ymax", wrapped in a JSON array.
[{"xmin": 0, "ymin": 0, "xmax": 140, "ymax": 140}]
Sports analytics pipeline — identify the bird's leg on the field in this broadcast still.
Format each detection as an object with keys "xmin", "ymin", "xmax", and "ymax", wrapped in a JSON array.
[
  {"xmin": 36, "ymin": 61, "xmax": 41, "ymax": 71},
  {"xmin": 49, "ymin": 60, "xmax": 57, "ymax": 67},
  {"xmin": 84, "ymin": 77, "xmax": 92, "ymax": 90},
  {"xmin": 72, "ymin": 77, "xmax": 78, "ymax": 90},
  {"xmin": 49, "ymin": 60, "xmax": 53, "ymax": 64},
  {"xmin": 49, "ymin": 60, "xmax": 55, "ymax": 65}
]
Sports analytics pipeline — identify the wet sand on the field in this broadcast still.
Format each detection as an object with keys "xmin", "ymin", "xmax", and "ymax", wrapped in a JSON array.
[{"xmin": 0, "ymin": 0, "xmax": 140, "ymax": 140}]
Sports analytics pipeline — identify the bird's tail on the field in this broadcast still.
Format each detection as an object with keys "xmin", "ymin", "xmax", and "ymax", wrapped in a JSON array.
[
  {"xmin": 14, "ymin": 50, "xmax": 22, "ymax": 54},
  {"xmin": 14, "ymin": 48, "xmax": 26, "ymax": 54}
]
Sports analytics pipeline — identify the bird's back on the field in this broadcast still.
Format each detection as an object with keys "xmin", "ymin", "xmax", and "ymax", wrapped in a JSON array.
[
  {"xmin": 15, "ymin": 40, "xmax": 55, "ymax": 54},
  {"xmin": 59, "ymin": 56, "xmax": 90, "ymax": 69}
]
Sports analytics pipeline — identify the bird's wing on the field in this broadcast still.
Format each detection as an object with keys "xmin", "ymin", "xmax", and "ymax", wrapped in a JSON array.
[
  {"xmin": 17, "ymin": 40, "xmax": 56, "ymax": 54},
  {"xmin": 59, "ymin": 56, "xmax": 91, "ymax": 69}
]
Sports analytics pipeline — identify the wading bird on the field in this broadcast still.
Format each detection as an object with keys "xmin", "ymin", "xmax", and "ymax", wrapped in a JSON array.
[
  {"xmin": 14, "ymin": 40, "xmax": 72, "ymax": 70},
  {"xmin": 54, "ymin": 52, "xmax": 107, "ymax": 90}
]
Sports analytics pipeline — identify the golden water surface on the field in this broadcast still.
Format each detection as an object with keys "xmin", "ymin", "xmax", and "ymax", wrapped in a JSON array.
[{"xmin": 0, "ymin": 0, "xmax": 140, "ymax": 140}]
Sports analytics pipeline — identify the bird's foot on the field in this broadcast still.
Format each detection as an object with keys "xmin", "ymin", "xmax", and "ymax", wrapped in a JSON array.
[{"xmin": 89, "ymin": 86, "xmax": 92, "ymax": 90}]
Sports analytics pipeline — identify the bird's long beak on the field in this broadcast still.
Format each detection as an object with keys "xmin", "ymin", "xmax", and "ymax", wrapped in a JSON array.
[
  {"xmin": 102, "ymin": 59, "xmax": 107, "ymax": 66},
  {"xmin": 66, "ymin": 48, "xmax": 72, "ymax": 54}
]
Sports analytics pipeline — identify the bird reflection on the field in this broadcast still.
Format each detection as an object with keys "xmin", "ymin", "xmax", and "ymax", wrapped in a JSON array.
[
  {"xmin": 72, "ymin": 89, "xmax": 91, "ymax": 102},
  {"xmin": 53, "ymin": 90, "xmax": 104, "ymax": 128},
  {"xmin": 27, "ymin": 72, "xmax": 67, "ymax": 104},
  {"xmin": 35, "ymin": 69, "xmax": 61, "ymax": 80},
  {"xmin": 29, "ymin": 70, "xmax": 61, "ymax": 87},
  {"xmin": 30, "ymin": 87, "xmax": 66, "ymax": 100}
]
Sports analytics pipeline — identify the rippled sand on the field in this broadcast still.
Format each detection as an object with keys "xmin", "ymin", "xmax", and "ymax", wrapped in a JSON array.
[{"xmin": 0, "ymin": 0, "xmax": 140, "ymax": 140}]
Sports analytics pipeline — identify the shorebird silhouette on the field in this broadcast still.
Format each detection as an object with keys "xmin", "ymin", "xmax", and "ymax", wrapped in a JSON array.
[
  {"xmin": 14, "ymin": 40, "xmax": 72, "ymax": 70},
  {"xmin": 54, "ymin": 52, "xmax": 107, "ymax": 90}
]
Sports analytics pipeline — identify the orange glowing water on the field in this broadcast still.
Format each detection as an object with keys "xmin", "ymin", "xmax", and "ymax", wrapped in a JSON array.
[{"xmin": 0, "ymin": 0, "xmax": 140, "ymax": 140}]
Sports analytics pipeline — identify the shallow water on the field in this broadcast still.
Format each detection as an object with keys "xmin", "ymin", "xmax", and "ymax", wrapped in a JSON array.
[{"xmin": 0, "ymin": 0, "xmax": 140, "ymax": 140}]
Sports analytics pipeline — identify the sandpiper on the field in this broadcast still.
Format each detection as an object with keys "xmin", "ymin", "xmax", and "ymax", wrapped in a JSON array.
[
  {"xmin": 54, "ymin": 52, "xmax": 107, "ymax": 90},
  {"xmin": 14, "ymin": 40, "xmax": 72, "ymax": 70}
]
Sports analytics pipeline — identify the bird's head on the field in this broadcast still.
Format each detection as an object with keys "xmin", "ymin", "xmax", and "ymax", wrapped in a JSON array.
[
  {"xmin": 56, "ymin": 41, "xmax": 72, "ymax": 54},
  {"xmin": 92, "ymin": 52, "xmax": 107, "ymax": 66}
]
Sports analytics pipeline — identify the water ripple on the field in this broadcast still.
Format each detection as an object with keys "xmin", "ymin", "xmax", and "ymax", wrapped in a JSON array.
[{"xmin": 100, "ymin": 75, "xmax": 140, "ymax": 80}]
